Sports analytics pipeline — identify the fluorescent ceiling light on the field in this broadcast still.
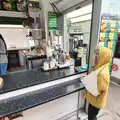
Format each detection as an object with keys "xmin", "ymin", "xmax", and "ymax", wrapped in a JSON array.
[
  {"xmin": 0, "ymin": 25, "xmax": 24, "ymax": 28},
  {"xmin": 70, "ymin": 14, "xmax": 92, "ymax": 23},
  {"xmin": 67, "ymin": 4, "xmax": 92, "ymax": 19}
]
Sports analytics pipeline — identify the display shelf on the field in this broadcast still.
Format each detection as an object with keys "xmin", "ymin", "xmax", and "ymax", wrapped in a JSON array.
[
  {"xmin": 0, "ymin": 11, "xmax": 27, "ymax": 18},
  {"xmin": 100, "ymin": 30, "xmax": 118, "ymax": 33},
  {"xmin": 99, "ymin": 14, "xmax": 120, "ymax": 73},
  {"xmin": 99, "ymin": 39, "xmax": 117, "ymax": 42},
  {"xmin": 69, "ymin": 33, "xmax": 84, "ymax": 35}
]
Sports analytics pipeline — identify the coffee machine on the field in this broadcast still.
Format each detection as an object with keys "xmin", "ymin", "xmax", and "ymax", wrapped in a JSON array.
[{"xmin": 75, "ymin": 43, "xmax": 87, "ymax": 68}]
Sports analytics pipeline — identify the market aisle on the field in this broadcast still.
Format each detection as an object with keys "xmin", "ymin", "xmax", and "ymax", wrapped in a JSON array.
[
  {"xmin": 99, "ymin": 82, "xmax": 120, "ymax": 120},
  {"xmin": 108, "ymin": 83, "xmax": 120, "ymax": 112}
]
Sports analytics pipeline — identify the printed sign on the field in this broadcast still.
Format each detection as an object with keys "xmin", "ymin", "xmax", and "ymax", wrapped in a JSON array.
[{"xmin": 112, "ymin": 64, "xmax": 118, "ymax": 71}]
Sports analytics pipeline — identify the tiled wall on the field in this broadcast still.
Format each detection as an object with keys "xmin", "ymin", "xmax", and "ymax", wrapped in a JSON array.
[{"xmin": 0, "ymin": 28, "xmax": 28, "ymax": 48}]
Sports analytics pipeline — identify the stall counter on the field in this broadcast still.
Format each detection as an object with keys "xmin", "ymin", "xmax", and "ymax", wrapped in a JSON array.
[{"xmin": 0, "ymin": 68, "xmax": 87, "ymax": 119}]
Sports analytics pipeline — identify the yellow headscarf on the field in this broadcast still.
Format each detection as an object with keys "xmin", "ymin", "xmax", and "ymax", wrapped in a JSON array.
[{"xmin": 92, "ymin": 47, "xmax": 113, "ymax": 70}]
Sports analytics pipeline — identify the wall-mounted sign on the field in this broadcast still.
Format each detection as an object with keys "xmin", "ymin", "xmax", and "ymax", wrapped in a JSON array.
[{"xmin": 69, "ymin": 21, "xmax": 91, "ymax": 34}]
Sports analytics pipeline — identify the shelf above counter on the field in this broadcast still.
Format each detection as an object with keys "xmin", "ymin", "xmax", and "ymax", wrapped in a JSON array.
[
  {"xmin": 7, "ymin": 47, "xmax": 30, "ymax": 51},
  {"xmin": 0, "ymin": 11, "xmax": 27, "ymax": 18}
]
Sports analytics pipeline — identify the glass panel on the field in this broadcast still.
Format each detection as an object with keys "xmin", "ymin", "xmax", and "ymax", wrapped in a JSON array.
[{"xmin": 64, "ymin": 4, "xmax": 93, "ymax": 73}]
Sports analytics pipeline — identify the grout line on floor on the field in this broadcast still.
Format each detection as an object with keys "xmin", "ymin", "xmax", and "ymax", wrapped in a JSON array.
[{"xmin": 110, "ymin": 81, "xmax": 120, "ymax": 87}]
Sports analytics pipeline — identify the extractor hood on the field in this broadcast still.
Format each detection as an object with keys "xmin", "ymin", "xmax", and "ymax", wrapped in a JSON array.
[{"xmin": 49, "ymin": 0, "xmax": 87, "ymax": 12}]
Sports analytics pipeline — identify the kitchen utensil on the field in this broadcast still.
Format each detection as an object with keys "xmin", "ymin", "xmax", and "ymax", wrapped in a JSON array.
[
  {"xmin": 35, "ymin": 42, "xmax": 45, "ymax": 56},
  {"xmin": 50, "ymin": 60, "xmax": 55, "ymax": 68},
  {"xmin": 75, "ymin": 58, "xmax": 81, "ymax": 66},
  {"xmin": 42, "ymin": 66, "xmax": 57, "ymax": 71},
  {"xmin": 32, "ymin": 23, "xmax": 39, "ymax": 29},
  {"xmin": 58, "ymin": 51, "xmax": 66, "ymax": 64},
  {"xmin": 77, "ymin": 46, "xmax": 83, "ymax": 58},
  {"xmin": 43, "ymin": 61, "xmax": 49, "ymax": 70},
  {"xmin": 57, "ymin": 62, "xmax": 70, "ymax": 68},
  {"xmin": 66, "ymin": 54, "xmax": 70, "ymax": 60}
]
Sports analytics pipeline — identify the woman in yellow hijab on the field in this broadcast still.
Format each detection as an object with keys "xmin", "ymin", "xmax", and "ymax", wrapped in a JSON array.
[{"xmin": 84, "ymin": 46, "xmax": 113, "ymax": 120}]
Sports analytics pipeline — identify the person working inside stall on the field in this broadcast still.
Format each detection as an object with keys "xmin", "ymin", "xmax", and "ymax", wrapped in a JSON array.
[
  {"xmin": 0, "ymin": 34, "xmax": 8, "ymax": 76},
  {"xmin": 84, "ymin": 46, "xmax": 113, "ymax": 120}
]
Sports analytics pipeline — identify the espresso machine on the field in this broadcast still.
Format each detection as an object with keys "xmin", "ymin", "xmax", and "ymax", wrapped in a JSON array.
[{"xmin": 75, "ymin": 43, "xmax": 87, "ymax": 68}]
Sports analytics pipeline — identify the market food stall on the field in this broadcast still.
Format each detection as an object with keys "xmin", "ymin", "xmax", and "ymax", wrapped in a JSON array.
[
  {"xmin": 0, "ymin": 0, "xmax": 118, "ymax": 120},
  {"xmin": 0, "ymin": 0, "xmax": 93, "ymax": 119}
]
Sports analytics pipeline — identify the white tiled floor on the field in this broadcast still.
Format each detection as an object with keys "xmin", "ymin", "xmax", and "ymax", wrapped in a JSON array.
[
  {"xmin": 94, "ymin": 82, "xmax": 120, "ymax": 120},
  {"xmin": 103, "ymin": 82, "xmax": 120, "ymax": 120},
  {"xmin": 98, "ymin": 110, "xmax": 120, "ymax": 120}
]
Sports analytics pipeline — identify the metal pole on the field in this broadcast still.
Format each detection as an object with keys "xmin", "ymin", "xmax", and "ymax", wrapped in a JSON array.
[
  {"xmin": 76, "ymin": 90, "xmax": 81, "ymax": 120},
  {"xmin": 85, "ymin": 0, "xmax": 103, "ymax": 114},
  {"xmin": 88, "ymin": 0, "xmax": 102, "ymax": 73}
]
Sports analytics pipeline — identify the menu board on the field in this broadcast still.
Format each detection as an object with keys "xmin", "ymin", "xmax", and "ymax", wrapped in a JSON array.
[
  {"xmin": 48, "ymin": 12, "xmax": 57, "ymax": 31},
  {"xmin": 99, "ymin": 20, "xmax": 119, "ymax": 51},
  {"xmin": 99, "ymin": 14, "xmax": 119, "ymax": 72}
]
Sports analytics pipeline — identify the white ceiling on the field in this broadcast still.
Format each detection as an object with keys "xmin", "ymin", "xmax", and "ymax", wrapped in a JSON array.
[
  {"xmin": 67, "ymin": 4, "xmax": 92, "ymax": 18},
  {"xmin": 49, "ymin": 0, "xmax": 86, "ymax": 12}
]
